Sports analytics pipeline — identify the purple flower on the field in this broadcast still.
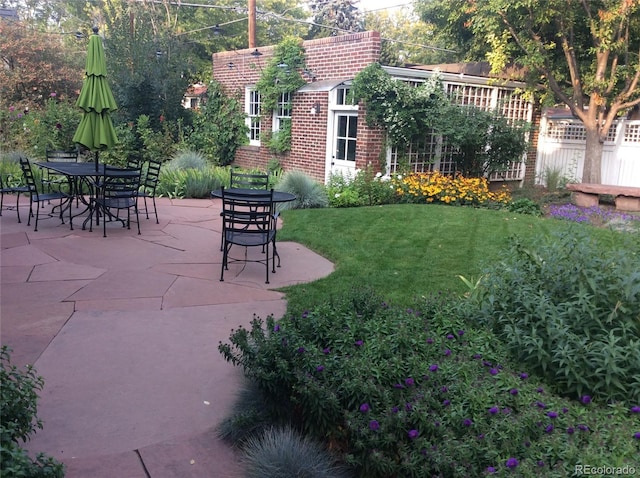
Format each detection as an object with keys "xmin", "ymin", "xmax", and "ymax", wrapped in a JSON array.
[
  {"xmin": 578, "ymin": 424, "xmax": 589, "ymax": 431},
  {"xmin": 581, "ymin": 395, "xmax": 591, "ymax": 404},
  {"xmin": 273, "ymin": 324, "xmax": 280, "ymax": 332},
  {"xmin": 545, "ymin": 424, "xmax": 554, "ymax": 433},
  {"xmin": 634, "ymin": 432, "xmax": 640, "ymax": 440},
  {"xmin": 547, "ymin": 411, "xmax": 558, "ymax": 419},
  {"xmin": 489, "ymin": 406, "xmax": 499, "ymax": 415},
  {"xmin": 562, "ymin": 407, "xmax": 569, "ymax": 413},
  {"xmin": 316, "ymin": 365, "xmax": 324, "ymax": 372},
  {"xmin": 537, "ymin": 461, "xmax": 545, "ymax": 467},
  {"xmin": 55, "ymin": 123, "xmax": 62, "ymax": 130},
  {"xmin": 297, "ymin": 347, "xmax": 305, "ymax": 353},
  {"xmin": 407, "ymin": 429, "xmax": 419, "ymax": 439},
  {"xmin": 426, "ymin": 338, "xmax": 434, "ymax": 344},
  {"xmin": 369, "ymin": 420, "xmax": 379, "ymax": 431},
  {"xmin": 510, "ymin": 388, "xmax": 518, "ymax": 395},
  {"xmin": 355, "ymin": 340, "xmax": 364, "ymax": 347},
  {"xmin": 446, "ymin": 334, "xmax": 455, "ymax": 339},
  {"xmin": 458, "ymin": 329, "xmax": 465, "ymax": 336},
  {"xmin": 440, "ymin": 386, "xmax": 448, "ymax": 393},
  {"xmin": 489, "ymin": 368, "xmax": 499, "ymax": 376},
  {"xmin": 486, "ymin": 466, "xmax": 496, "ymax": 474},
  {"xmin": 393, "ymin": 383, "xmax": 404, "ymax": 389},
  {"xmin": 444, "ymin": 349, "xmax": 451, "ymax": 356},
  {"xmin": 631, "ymin": 406, "xmax": 640, "ymax": 413},
  {"xmin": 519, "ymin": 372, "xmax": 528, "ymax": 380},
  {"xmin": 405, "ymin": 377, "xmax": 415, "ymax": 387},
  {"xmin": 567, "ymin": 427, "xmax": 575, "ymax": 435},
  {"xmin": 537, "ymin": 387, "xmax": 544, "ymax": 393},
  {"xmin": 505, "ymin": 458, "xmax": 519, "ymax": 469},
  {"xmin": 429, "ymin": 364, "xmax": 439, "ymax": 372},
  {"xmin": 463, "ymin": 418, "xmax": 473, "ymax": 427},
  {"xmin": 359, "ymin": 403, "xmax": 370, "ymax": 412},
  {"xmin": 442, "ymin": 399, "xmax": 451, "ymax": 407},
  {"xmin": 477, "ymin": 433, "xmax": 484, "ymax": 439},
  {"xmin": 536, "ymin": 401, "xmax": 546, "ymax": 409},
  {"xmin": 50, "ymin": 92, "xmax": 57, "ymax": 97},
  {"xmin": 322, "ymin": 347, "xmax": 330, "ymax": 354},
  {"xmin": 391, "ymin": 406, "xmax": 399, "ymax": 413}
]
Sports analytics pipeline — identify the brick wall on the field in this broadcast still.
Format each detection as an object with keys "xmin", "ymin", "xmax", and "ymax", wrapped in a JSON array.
[{"xmin": 212, "ymin": 31, "xmax": 384, "ymax": 182}]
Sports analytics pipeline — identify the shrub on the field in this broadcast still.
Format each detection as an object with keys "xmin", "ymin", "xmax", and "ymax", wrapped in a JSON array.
[
  {"xmin": 1, "ymin": 346, "xmax": 65, "ymax": 478},
  {"xmin": 242, "ymin": 427, "xmax": 349, "ymax": 478},
  {"xmin": 470, "ymin": 229, "xmax": 640, "ymax": 403},
  {"xmin": 219, "ymin": 292, "xmax": 640, "ymax": 477},
  {"xmin": 275, "ymin": 170, "xmax": 328, "ymax": 210},
  {"xmin": 507, "ymin": 198, "xmax": 543, "ymax": 216}
]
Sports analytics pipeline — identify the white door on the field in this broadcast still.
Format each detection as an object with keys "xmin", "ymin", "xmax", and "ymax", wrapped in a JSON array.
[{"xmin": 329, "ymin": 113, "xmax": 358, "ymax": 178}]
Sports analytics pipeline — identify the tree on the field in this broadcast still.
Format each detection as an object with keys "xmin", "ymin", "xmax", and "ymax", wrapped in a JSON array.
[
  {"xmin": 363, "ymin": 8, "xmax": 450, "ymax": 66},
  {"xmin": 418, "ymin": 0, "xmax": 640, "ymax": 184},
  {"xmin": 306, "ymin": 0, "xmax": 363, "ymax": 38},
  {"xmin": 0, "ymin": 20, "xmax": 83, "ymax": 107}
]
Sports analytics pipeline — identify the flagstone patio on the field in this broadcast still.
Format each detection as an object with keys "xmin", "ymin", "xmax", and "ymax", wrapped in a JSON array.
[{"xmin": 0, "ymin": 196, "xmax": 334, "ymax": 477}]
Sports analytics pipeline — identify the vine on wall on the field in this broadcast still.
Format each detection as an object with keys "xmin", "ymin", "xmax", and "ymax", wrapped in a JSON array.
[{"xmin": 256, "ymin": 36, "xmax": 307, "ymax": 154}]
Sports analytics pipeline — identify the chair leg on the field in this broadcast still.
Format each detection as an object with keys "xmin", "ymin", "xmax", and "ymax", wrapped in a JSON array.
[
  {"xmin": 16, "ymin": 193, "xmax": 22, "ymax": 223},
  {"xmin": 152, "ymin": 197, "xmax": 158, "ymax": 224}
]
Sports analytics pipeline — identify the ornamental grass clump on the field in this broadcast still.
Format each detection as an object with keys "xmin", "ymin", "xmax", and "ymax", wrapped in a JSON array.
[
  {"xmin": 393, "ymin": 172, "xmax": 511, "ymax": 207},
  {"xmin": 219, "ymin": 291, "xmax": 639, "ymax": 477}
]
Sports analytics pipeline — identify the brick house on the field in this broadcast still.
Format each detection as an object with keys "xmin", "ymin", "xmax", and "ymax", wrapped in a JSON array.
[{"xmin": 212, "ymin": 31, "xmax": 536, "ymax": 185}]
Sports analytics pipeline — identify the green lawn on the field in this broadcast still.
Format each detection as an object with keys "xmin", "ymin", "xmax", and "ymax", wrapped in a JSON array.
[{"xmin": 277, "ymin": 203, "xmax": 625, "ymax": 311}]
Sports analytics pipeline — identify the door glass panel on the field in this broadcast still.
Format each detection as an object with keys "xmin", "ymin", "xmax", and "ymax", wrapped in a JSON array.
[
  {"xmin": 348, "ymin": 116, "xmax": 358, "ymax": 137},
  {"xmin": 337, "ymin": 139, "xmax": 346, "ymax": 160},
  {"xmin": 347, "ymin": 140, "xmax": 356, "ymax": 161},
  {"xmin": 338, "ymin": 116, "xmax": 347, "ymax": 137}
]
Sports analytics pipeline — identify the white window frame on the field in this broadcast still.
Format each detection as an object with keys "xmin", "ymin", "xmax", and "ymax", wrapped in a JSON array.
[
  {"xmin": 245, "ymin": 87, "xmax": 261, "ymax": 146},
  {"xmin": 272, "ymin": 92, "xmax": 292, "ymax": 132}
]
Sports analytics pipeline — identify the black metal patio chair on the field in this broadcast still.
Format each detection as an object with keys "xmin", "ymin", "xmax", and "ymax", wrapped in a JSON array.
[
  {"xmin": 0, "ymin": 173, "xmax": 29, "ymax": 223},
  {"xmin": 19, "ymin": 156, "xmax": 68, "ymax": 231},
  {"xmin": 220, "ymin": 187, "xmax": 279, "ymax": 284},
  {"xmin": 91, "ymin": 166, "xmax": 142, "ymax": 237}
]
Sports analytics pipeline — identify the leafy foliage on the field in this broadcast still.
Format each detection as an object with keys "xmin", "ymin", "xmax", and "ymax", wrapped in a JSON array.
[
  {"xmin": 256, "ymin": 37, "xmax": 307, "ymax": 114},
  {"xmin": 0, "ymin": 20, "xmax": 82, "ymax": 107},
  {"xmin": 219, "ymin": 292, "xmax": 640, "ymax": 477},
  {"xmin": 470, "ymin": 229, "xmax": 640, "ymax": 403},
  {"xmin": 186, "ymin": 80, "xmax": 248, "ymax": 166},
  {"xmin": 507, "ymin": 198, "xmax": 543, "ymax": 216},
  {"xmin": 1, "ymin": 346, "xmax": 65, "ymax": 478},
  {"xmin": 306, "ymin": 0, "xmax": 363, "ymax": 39}
]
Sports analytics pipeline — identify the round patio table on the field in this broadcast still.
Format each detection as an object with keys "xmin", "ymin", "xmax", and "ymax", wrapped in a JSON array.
[{"xmin": 211, "ymin": 188, "xmax": 296, "ymax": 203}]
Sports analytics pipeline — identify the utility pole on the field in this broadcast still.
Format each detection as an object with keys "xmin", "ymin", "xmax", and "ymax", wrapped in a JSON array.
[{"xmin": 248, "ymin": 0, "xmax": 256, "ymax": 48}]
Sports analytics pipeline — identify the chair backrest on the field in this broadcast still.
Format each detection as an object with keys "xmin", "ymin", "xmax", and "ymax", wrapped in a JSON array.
[
  {"xmin": 46, "ymin": 149, "xmax": 79, "ymax": 163},
  {"xmin": 230, "ymin": 170, "xmax": 269, "ymax": 190},
  {"xmin": 143, "ymin": 159, "xmax": 162, "ymax": 192},
  {"xmin": 221, "ymin": 187, "xmax": 275, "ymax": 241},
  {"xmin": 101, "ymin": 166, "xmax": 141, "ymax": 201},
  {"xmin": 19, "ymin": 156, "xmax": 38, "ymax": 195}
]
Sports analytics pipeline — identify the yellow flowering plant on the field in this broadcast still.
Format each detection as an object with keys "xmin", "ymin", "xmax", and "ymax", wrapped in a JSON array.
[{"xmin": 392, "ymin": 172, "xmax": 511, "ymax": 207}]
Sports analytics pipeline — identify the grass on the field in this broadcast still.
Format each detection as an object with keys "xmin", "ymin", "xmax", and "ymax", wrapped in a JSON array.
[{"xmin": 277, "ymin": 203, "xmax": 628, "ymax": 312}]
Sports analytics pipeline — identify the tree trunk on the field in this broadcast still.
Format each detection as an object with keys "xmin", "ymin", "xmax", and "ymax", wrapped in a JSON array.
[{"xmin": 582, "ymin": 125, "xmax": 603, "ymax": 184}]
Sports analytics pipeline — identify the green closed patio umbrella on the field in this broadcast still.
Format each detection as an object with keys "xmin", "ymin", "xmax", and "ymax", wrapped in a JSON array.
[{"xmin": 73, "ymin": 26, "xmax": 118, "ymax": 171}]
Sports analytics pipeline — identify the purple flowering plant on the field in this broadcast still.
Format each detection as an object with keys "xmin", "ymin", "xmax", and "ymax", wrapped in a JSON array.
[{"xmin": 219, "ymin": 294, "xmax": 640, "ymax": 478}]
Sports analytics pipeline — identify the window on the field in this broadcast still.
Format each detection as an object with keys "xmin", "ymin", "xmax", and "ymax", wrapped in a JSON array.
[
  {"xmin": 246, "ymin": 88, "xmax": 261, "ymax": 145},
  {"xmin": 273, "ymin": 92, "xmax": 291, "ymax": 132},
  {"xmin": 335, "ymin": 86, "xmax": 357, "ymax": 107}
]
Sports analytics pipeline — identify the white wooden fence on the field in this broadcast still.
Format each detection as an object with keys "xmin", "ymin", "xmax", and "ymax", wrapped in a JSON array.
[{"xmin": 536, "ymin": 115, "xmax": 640, "ymax": 187}]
